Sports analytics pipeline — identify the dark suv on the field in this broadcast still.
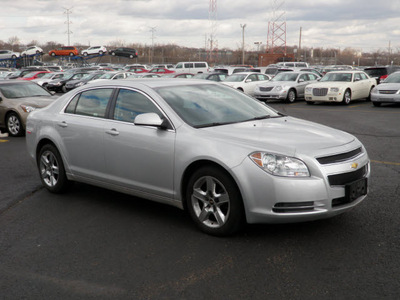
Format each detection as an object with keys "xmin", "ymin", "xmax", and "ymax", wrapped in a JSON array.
[
  {"xmin": 364, "ymin": 66, "xmax": 400, "ymax": 84},
  {"xmin": 109, "ymin": 48, "xmax": 138, "ymax": 59}
]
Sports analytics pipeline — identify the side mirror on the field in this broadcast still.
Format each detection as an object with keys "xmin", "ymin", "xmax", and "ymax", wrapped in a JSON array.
[{"xmin": 134, "ymin": 112, "xmax": 168, "ymax": 129}]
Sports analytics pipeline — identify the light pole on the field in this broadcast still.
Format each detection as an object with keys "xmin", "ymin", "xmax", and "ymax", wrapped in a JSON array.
[{"xmin": 240, "ymin": 24, "xmax": 246, "ymax": 65}]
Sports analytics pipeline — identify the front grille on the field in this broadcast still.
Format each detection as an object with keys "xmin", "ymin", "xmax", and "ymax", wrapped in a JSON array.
[
  {"xmin": 328, "ymin": 166, "xmax": 367, "ymax": 186},
  {"xmin": 313, "ymin": 88, "xmax": 328, "ymax": 96},
  {"xmin": 379, "ymin": 90, "xmax": 398, "ymax": 94},
  {"xmin": 316, "ymin": 147, "xmax": 362, "ymax": 165},
  {"xmin": 259, "ymin": 87, "xmax": 273, "ymax": 92},
  {"xmin": 273, "ymin": 201, "xmax": 315, "ymax": 213}
]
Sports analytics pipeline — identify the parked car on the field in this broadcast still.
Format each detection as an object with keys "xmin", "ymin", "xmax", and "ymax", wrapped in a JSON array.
[
  {"xmin": 0, "ymin": 81, "xmax": 56, "ymax": 136},
  {"xmin": 0, "ymin": 50, "xmax": 20, "ymax": 60},
  {"xmin": 109, "ymin": 48, "xmax": 138, "ymax": 59},
  {"xmin": 162, "ymin": 73, "xmax": 194, "ymax": 78},
  {"xmin": 32, "ymin": 72, "xmax": 66, "ymax": 88},
  {"xmin": 370, "ymin": 71, "xmax": 400, "ymax": 107},
  {"xmin": 48, "ymin": 46, "xmax": 79, "ymax": 57},
  {"xmin": 20, "ymin": 71, "xmax": 51, "ymax": 81},
  {"xmin": 305, "ymin": 70, "xmax": 376, "ymax": 105},
  {"xmin": 126, "ymin": 74, "xmax": 161, "ymax": 79},
  {"xmin": 124, "ymin": 67, "xmax": 149, "ymax": 73},
  {"xmin": 7, "ymin": 68, "xmax": 49, "ymax": 79},
  {"xmin": 222, "ymin": 72, "xmax": 271, "ymax": 96},
  {"xmin": 25, "ymin": 79, "xmax": 370, "ymax": 236},
  {"xmin": 89, "ymin": 71, "xmax": 134, "ymax": 83},
  {"xmin": 254, "ymin": 71, "xmax": 320, "ymax": 102},
  {"xmin": 192, "ymin": 72, "xmax": 227, "ymax": 82},
  {"xmin": 81, "ymin": 46, "xmax": 107, "ymax": 56},
  {"xmin": 21, "ymin": 46, "xmax": 43, "ymax": 56},
  {"xmin": 46, "ymin": 72, "xmax": 90, "ymax": 93},
  {"xmin": 364, "ymin": 66, "xmax": 400, "ymax": 84},
  {"xmin": 64, "ymin": 72, "xmax": 106, "ymax": 91},
  {"xmin": 148, "ymin": 68, "xmax": 175, "ymax": 74}
]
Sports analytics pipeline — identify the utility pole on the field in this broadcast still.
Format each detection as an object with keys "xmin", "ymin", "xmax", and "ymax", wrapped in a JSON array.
[
  {"xmin": 298, "ymin": 27, "xmax": 302, "ymax": 61},
  {"xmin": 63, "ymin": 7, "xmax": 73, "ymax": 45},
  {"xmin": 149, "ymin": 26, "xmax": 156, "ymax": 64},
  {"xmin": 241, "ymin": 24, "xmax": 246, "ymax": 64}
]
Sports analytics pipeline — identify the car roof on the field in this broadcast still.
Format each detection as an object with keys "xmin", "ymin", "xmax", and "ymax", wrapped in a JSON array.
[{"xmin": 88, "ymin": 78, "xmax": 218, "ymax": 89}]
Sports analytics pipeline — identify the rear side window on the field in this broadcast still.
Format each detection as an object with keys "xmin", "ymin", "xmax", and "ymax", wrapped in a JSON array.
[
  {"xmin": 185, "ymin": 63, "xmax": 194, "ymax": 68},
  {"xmin": 66, "ymin": 88, "xmax": 113, "ymax": 118},
  {"xmin": 195, "ymin": 63, "xmax": 206, "ymax": 68}
]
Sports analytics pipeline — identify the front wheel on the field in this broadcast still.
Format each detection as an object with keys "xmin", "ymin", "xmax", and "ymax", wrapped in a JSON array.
[
  {"xmin": 38, "ymin": 144, "xmax": 70, "ymax": 193},
  {"xmin": 129, "ymin": 54, "xmax": 133, "ymax": 59},
  {"xmin": 83, "ymin": 52, "xmax": 88, "ymax": 56},
  {"xmin": 69, "ymin": 52, "xmax": 74, "ymax": 56},
  {"xmin": 342, "ymin": 89, "xmax": 351, "ymax": 105},
  {"xmin": 286, "ymin": 89, "xmax": 297, "ymax": 103},
  {"xmin": 6, "ymin": 112, "xmax": 24, "ymax": 137},
  {"xmin": 186, "ymin": 166, "xmax": 244, "ymax": 236}
]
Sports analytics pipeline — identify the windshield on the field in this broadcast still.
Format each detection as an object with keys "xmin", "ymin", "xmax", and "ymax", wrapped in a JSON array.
[
  {"xmin": 155, "ymin": 83, "xmax": 280, "ymax": 128},
  {"xmin": 320, "ymin": 73, "xmax": 352, "ymax": 82},
  {"xmin": 41, "ymin": 73, "xmax": 57, "ymax": 79},
  {"xmin": 99, "ymin": 73, "xmax": 115, "ymax": 79},
  {"xmin": 383, "ymin": 72, "xmax": 400, "ymax": 83},
  {"xmin": 0, "ymin": 82, "xmax": 51, "ymax": 98},
  {"xmin": 22, "ymin": 72, "xmax": 39, "ymax": 78},
  {"xmin": 272, "ymin": 72, "xmax": 298, "ymax": 82},
  {"xmin": 364, "ymin": 68, "xmax": 386, "ymax": 77},
  {"xmin": 223, "ymin": 74, "xmax": 247, "ymax": 82}
]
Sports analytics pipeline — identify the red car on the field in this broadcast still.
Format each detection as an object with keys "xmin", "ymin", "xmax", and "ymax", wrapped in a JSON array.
[
  {"xmin": 125, "ymin": 67, "xmax": 149, "ymax": 73},
  {"xmin": 20, "ymin": 71, "xmax": 51, "ymax": 81},
  {"xmin": 148, "ymin": 68, "xmax": 175, "ymax": 74}
]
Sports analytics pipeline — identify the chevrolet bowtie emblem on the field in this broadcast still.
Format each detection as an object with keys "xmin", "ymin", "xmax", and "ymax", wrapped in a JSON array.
[{"xmin": 351, "ymin": 163, "xmax": 358, "ymax": 169}]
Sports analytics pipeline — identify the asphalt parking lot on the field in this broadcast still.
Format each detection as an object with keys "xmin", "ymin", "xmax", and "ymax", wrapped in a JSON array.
[{"xmin": 0, "ymin": 99, "xmax": 399, "ymax": 299}]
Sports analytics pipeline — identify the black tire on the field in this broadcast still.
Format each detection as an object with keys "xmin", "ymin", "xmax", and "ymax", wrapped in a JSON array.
[
  {"xmin": 37, "ymin": 144, "xmax": 70, "ymax": 193},
  {"xmin": 51, "ymin": 52, "xmax": 56, "ymax": 57},
  {"xmin": 99, "ymin": 50, "xmax": 103, "ymax": 55},
  {"xmin": 83, "ymin": 52, "xmax": 88, "ymax": 56},
  {"xmin": 111, "ymin": 52, "xmax": 115, "ymax": 56},
  {"xmin": 186, "ymin": 166, "xmax": 244, "ymax": 236},
  {"xmin": 61, "ymin": 85, "xmax": 67, "ymax": 93},
  {"xmin": 286, "ymin": 89, "xmax": 297, "ymax": 103},
  {"xmin": 372, "ymin": 101, "xmax": 381, "ymax": 107},
  {"xmin": 6, "ymin": 112, "xmax": 24, "ymax": 137},
  {"xmin": 366, "ymin": 86, "xmax": 374, "ymax": 101},
  {"xmin": 342, "ymin": 89, "xmax": 351, "ymax": 105},
  {"xmin": 129, "ymin": 54, "xmax": 133, "ymax": 59},
  {"xmin": 69, "ymin": 52, "xmax": 74, "ymax": 56}
]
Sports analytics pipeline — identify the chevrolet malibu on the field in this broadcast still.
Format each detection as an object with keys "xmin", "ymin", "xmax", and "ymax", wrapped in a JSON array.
[{"xmin": 26, "ymin": 80, "xmax": 370, "ymax": 236}]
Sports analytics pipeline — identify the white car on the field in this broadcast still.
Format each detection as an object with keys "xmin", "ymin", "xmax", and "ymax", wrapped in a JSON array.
[
  {"xmin": 221, "ymin": 72, "xmax": 271, "ymax": 96},
  {"xmin": 305, "ymin": 71, "xmax": 376, "ymax": 105},
  {"xmin": 21, "ymin": 46, "xmax": 43, "ymax": 56},
  {"xmin": 0, "ymin": 50, "xmax": 20, "ymax": 60},
  {"xmin": 81, "ymin": 46, "xmax": 107, "ymax": 56}
]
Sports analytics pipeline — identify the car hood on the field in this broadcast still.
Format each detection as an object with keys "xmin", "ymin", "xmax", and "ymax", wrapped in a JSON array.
[
  {"xmin": 375, "ymin": 83, "xmax": 400, "ymax": 90},
  {"xmin": 201, "ymin": 116, "xmax": 354, "ymax": 156},
  {"xmin": 15, "ymin": 96, "xmax": 55, "ymax": 107},
  {"xmin": 307, "ymin": 81, "xmax": 348, "ymax": 88},
  {"xmin": 258, "ymin": 81, "xmax": 297, "ymax": 87}
]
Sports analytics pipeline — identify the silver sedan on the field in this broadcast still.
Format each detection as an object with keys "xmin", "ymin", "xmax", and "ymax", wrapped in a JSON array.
[
  {"xmin": 26, "ymin": 79, "xmax": 370, "ymax": 236},
  {"xmin": 371, "ymin": 71, "xmax": 400, "ymax": 106},
  {"xmin": 254, "ymin": 71, "xmax": 320, "ymax": 103}
]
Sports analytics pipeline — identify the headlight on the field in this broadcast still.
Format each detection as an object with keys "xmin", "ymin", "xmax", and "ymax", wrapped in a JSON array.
[
  {"xmin": 20, "ymin": 105, "xmax": 36, "ymax": 113},
  {"xmin": 274, "ymin": 86, "xmax": 283, "ymax": 91},
  {"xmin": 305, "ymin": 87, "xmax": 312, "ymax": 93},
  {"xmin": 76, "ymin": 82, "xmax": 85, "ymax": 87},
  {"xmin": 249, "ymin": 152, "xmax": 310, "ymax": 177},
  {"xmin": 330, "ymin": 87, "xmax": 339, "ymax": 93}
]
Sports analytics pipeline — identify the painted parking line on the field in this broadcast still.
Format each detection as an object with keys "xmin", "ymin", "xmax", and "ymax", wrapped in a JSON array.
[
  {"xmin": 371, "ymin": 160, "xmax": 400, "ymax": 166},
  {"xmin": 0, "ymin": 139, "xmax": 9, "ymax": 143}
]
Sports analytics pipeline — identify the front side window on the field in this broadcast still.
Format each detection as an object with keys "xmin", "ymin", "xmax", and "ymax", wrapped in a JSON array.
[
  {"xmin": 69, "ymin": 88, "xmax": 113, "ymax": 118},
  {"xmin": 113, "ymin": 89, "xmax": 162, "ymax": 123}
]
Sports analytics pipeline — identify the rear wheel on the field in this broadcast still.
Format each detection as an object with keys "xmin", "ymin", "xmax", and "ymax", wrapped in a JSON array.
[
  {"xmin": 129, "ymin": 54, "xmax": 133, "ymax": 59},
  {"xmin": 38, "ymin": 144, "xmax": 70, "ymax": 193},
  {"xmin": 99, "ymin": 50, "xmax": 103, "ymax": 55},
  {"xmin": 69, "ymin": 52, "xmax": 74, "ymax": 56},
  {"xmin": 342, "ymin": 89, "xmax": 351, "ymax": 105},
  {"xmin": 83, "ymin": 52, "xmax": 88, "ymax": 56},
  {"xmin": 6, "ymin": 112, "xmax": 24, "ymax": 137},
  {"xmin": 51, "ymin": 52, "xmax": 56, "ymax": 57},
  {"xmin": 186, "ymin": 166, "xmax": 244, "ymax": 236}
]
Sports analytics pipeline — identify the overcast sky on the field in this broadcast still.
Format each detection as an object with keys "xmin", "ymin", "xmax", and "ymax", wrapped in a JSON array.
[{"xmin": 0, "ymin": 0, "xmax": 399, "ymax": 52}]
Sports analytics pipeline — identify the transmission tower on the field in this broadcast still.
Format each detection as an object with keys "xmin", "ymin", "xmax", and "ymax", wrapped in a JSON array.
[
  {"xmin": 208, "ymin": 0, "xmax": 218, "ymax": 64},
  {"xmin": 267, "ymin": 0, "xmax": 286, "ymax": 55},
  {"xmin": 64, "ymin": 7, "xmax": 73, "ymax": 46}
]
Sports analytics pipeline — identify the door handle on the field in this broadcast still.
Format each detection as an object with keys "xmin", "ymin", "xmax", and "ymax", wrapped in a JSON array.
[
  {"xmin": 57, "ymin": 121, "xmax": 68, "ymax": 128},
  {"xmin": 106, "ymin": 128, "xmax": 119, "ymax": 136}
]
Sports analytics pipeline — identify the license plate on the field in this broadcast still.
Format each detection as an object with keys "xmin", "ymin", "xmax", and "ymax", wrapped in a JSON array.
[{"xmin": 345, "ymin": 178, "xmax": 368, "ymax": 202}]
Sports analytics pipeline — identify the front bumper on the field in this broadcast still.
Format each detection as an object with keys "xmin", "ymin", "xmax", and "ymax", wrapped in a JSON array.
[
  {"xmin": 371, "ymin": 93, "xmax": 400, "ymax": 103},
  {"xmin": 254, "ymin": 90, "xmax": 287, "ymax": 100},
  {"xmin": 232, "ymin": 144, "xmax": 370, "ymax": 224}
]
